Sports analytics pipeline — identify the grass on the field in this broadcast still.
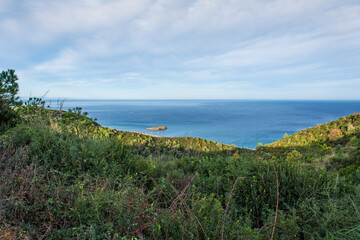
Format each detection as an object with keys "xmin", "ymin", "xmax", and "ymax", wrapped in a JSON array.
[{"xmin": 0, "ymin": 104, "xmax": 359, "ymax": 239}]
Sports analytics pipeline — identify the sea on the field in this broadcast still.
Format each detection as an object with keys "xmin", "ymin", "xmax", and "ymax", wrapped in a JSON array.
[{"xmin": 48, "ymin": 99, "xmax": 360, "ymax": 149}]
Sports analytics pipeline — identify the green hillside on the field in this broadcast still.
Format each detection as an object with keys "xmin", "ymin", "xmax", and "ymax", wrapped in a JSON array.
[
  {"xmin": 259, "ymin": 113, "xmax": 360, "ymax": 175},
  {"xmin": 265, "ymin": 113, "xmax": 360, "ymax": 148},
  {"xmin": 1, "ymin": 94, "xmax": 360, "ymax": 239}
]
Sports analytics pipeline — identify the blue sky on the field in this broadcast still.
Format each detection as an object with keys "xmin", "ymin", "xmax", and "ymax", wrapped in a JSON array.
[{"xmin": 1, "ymin": 0, "xmax": 360, "ymax": 99}]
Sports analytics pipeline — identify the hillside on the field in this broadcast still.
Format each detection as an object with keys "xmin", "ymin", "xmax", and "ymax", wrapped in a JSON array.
[
  {"xmin": 265, "ymin": 113, "xmax": 360, "ymax": 148},
  {"xmin": 0, "ymin": 103, "xmax": 360, "ymax": 239},
  {"xmin": 258, "ymin": 113, "xmax": 360, "ymax": 175},
  {"xmin": 13, "ymin": 104, "xmax": 247, "ymax": 158}
]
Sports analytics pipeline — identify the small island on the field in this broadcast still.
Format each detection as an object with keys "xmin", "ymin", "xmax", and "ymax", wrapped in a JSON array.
[{"xmin": 146, "ymin": 126, "xmax": 167, "ymax": 130}]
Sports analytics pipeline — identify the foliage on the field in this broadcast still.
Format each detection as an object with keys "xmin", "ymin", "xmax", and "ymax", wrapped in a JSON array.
[
  {"xmin": 0, "ymin": 69, "xmax": 22, "ymax": 130},
  {"xmin": 0, "ymin": 97, "xmax": 360, "ymax": 239},
  {"xmin": 0, "ymin": 69, "xmax": 21, "ymax": 106},
  {"xmin": 258, "ymin": 113, "xmax": 360, "ymax": 175}
]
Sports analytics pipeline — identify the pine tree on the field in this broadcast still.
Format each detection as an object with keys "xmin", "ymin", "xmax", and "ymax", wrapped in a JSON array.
[{"xmin": 0, "ymin": 69, "xmax": 21, "ymax": 126}]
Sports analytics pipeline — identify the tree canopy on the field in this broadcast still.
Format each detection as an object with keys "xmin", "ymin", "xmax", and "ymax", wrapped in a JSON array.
[
  {"xmin": 0, "ymin": 69, "xmax": 21, "ymax": 106},
  {"xmin": 0, "ymin": 69, "xmax": 21, "ymax": 127}
]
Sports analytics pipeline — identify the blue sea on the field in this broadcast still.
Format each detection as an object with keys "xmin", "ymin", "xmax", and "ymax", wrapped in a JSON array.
[{"xmin": 49, "ymin": 100, "xmax": 360, "ymax": 149}]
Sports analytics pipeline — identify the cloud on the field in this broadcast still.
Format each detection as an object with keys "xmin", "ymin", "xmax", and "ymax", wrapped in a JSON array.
[
  {"xmin": 1, "ymin": 0, "xmax": 360, "ymax": 99},
  {"xmin": 286, "ymin": 78, "xmax": 360, "ymax": 89},
  {"xmin": 50, "ymin": 80, "xmax": 94, "ymax": 87},
  {"xmin": 14, "ymin": 0, "xmax": 150, "ymax": 43},
  {"xmin": 185, "ymin": 34, "xmax": 321, "ymax": 68},
  {"xmin": 34, "ymin": 49, "xmax": 79, "ymax": 72}
]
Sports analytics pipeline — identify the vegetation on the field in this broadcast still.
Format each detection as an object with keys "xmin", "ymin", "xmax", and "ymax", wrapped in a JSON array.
[
  {"xmin": 0, "ymin": 69, "xmax": 22, "ymax": 132},
  {"xmin": 259, "ymin": 114, "xmax": 360, "ymax": 177},
  {"xmin": 0, "ymin": 70, "xmax": 359, "ymax": 239}
]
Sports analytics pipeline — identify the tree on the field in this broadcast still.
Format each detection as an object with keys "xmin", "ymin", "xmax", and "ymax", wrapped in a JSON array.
[
  {"xmin": 0, "ymin": 69, "xmax": 22, "ymax": 127},
  {"xmin": 0, "ymin": 69, "xmax": 21, "ymax": 106}
]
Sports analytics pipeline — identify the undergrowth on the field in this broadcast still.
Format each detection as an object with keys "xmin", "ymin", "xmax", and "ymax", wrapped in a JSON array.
[{"xmin": 0, "ymin": 103, "xmax": 359, "ymax": 239}]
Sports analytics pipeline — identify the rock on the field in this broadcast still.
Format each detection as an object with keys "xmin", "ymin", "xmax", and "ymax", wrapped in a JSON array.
[{"xmin": 146, "ymin": 126, "xmax": 167, "ymax": 131}]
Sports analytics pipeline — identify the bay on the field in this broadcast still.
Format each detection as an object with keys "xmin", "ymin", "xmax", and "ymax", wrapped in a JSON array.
[{"xmin": 48, "ymin": 99, "xmax": 360, "ymax": 149}]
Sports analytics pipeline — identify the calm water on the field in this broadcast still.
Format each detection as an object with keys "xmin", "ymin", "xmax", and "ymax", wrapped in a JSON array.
[{"xmin": 49, "ymin": 100, "xmax": 360, "ymax": 149}]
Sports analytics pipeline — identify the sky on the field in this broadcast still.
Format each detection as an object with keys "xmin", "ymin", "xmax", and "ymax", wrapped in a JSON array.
[{"xmin": 1, "ymin": 0, "xmax": 360, "ymax": 100}]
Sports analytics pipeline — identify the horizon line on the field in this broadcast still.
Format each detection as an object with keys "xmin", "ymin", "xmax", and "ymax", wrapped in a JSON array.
[{"xmin": 19, "ymin": 97, "xmax": 360, "ymax": 101}]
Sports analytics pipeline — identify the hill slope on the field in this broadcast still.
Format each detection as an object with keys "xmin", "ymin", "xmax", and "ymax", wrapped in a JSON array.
[
  {"xmin": 0, "ymin": 105, "xmax": 359, "ymax": 239},
  {"xmin": 258, "ymin": 113, "xmax": 360, "ymax": 173},
  {"xmin": 266, "ymin": 113, "xmax": 360, "ymax": 148}
]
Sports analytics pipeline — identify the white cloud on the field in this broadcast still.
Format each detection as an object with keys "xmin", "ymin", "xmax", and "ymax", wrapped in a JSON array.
[
  {"xmin": 34, "ymin": 49, "xmax": 79, "ymax": 72},
  {"xmin": 185, "ymin": 34, "xmax": 323, "ymax": 68},
  {"xmin": 50, "ymin": 80, "xmax": 94, "ymax": 87},
  {"xmin": 287, "ymin": 78, "xmax": 360, "ymax": 89},
  {"xmin": 1, "ymin": 0, "xmax": 150, "ymax": 44},
  {"xmin": 1, "ymin": 0, "xmax": 360, "ymax": 99}
]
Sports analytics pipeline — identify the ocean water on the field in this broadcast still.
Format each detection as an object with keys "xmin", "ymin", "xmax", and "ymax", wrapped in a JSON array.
[{"xmin": 49, "ymin": 100, "xmax": 360, "ymax": 149}]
